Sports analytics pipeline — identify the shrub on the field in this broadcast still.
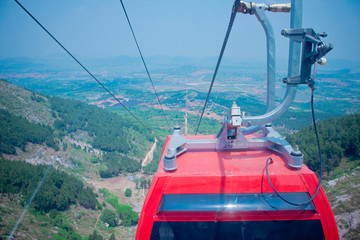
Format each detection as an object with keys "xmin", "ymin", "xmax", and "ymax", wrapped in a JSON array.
[
  {"xmin": 100, "ymin": 209, "xmax": 118, "ymax": 227},
  {"xmin": 117, "ymin": 205, "xmax": 139, "ymax": 226},
  {"xmin": 125, "ymin": 188, "xmax": 132, "ymax": 197}
]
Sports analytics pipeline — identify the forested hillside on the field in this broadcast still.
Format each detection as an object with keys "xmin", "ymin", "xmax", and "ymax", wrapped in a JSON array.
[
  {"xmin": 0, "ymin": 159, "xmax": 97, "ymax": 212},
  {"xmin": 0, "ymin": 158, "xmax": 140, "ymax": 239},
  {"xmin": 49, "ymin": 96, "xmax": 153, "ymax": 154},
  {"xmin": 49, "ymin": 96, "xmax": 152, "ymax": 177},
  {"xmin": 0, "ymin": 79, "xmax": 153, "ymax": 177},
  {"xmin": 0, "ymin": 109, "xmax": 58, "ymax": 154},
  {"xmin": 287, "ymin": 114, "xmax": 360, "ymax": 175},
  {"xmin": 0, "ymin": 158, "xmax": 98, "ymax": 239},
  {"xmin": 0, "ymin": 79, "xmax": 152, "ymax": 239}
]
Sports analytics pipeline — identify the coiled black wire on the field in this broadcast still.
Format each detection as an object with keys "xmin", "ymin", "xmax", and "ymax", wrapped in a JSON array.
[{"xmin": 265, "ymin": 88, "xmax": 323, "ymax": 206}]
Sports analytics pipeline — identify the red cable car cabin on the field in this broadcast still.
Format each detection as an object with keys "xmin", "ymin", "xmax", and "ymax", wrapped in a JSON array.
[
  {"xmin": 136, "ymin": 125, "xmax": 339, "ymax": 240},
  {"xmin": 136, "ymin": 0, "xmax": 338, "ymax": 238}
]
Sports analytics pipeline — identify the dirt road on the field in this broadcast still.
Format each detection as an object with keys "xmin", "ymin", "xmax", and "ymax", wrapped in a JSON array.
[{"xmin": 141, "ymin": 139, "xmax": 157, "ymax": 167}]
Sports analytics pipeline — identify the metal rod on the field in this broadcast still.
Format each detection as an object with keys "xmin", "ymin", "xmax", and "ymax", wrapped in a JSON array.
[{"xmin": 254, "ymin": 4, "xmax": 276, "ymax": 112}]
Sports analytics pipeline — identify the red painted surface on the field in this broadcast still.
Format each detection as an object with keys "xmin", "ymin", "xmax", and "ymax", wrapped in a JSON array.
[{"xmin": 136, "ymin": 134, "xmax": 339, "ymax": 240}]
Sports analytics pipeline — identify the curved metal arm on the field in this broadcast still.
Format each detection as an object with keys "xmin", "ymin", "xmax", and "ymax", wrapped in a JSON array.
[
  {"xmin": 242, "ymin": 85, "xmax": 297, "ymax": 126},
  {"xmin": 241, "ymin": 3, "xmax": 276, "ymax": 134},
  {"xmin": 241, "ymin": 0, "xmax": 302, "ymax": 127},
  {"xmin": 254, "ymin": 4, "xmax": 275, "ymax": 112}
]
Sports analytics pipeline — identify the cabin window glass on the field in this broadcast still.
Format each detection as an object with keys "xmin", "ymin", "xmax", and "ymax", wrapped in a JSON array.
[
  {"xmin": 158, "ymin": 192, "xmax": 315, "ymax": 213},
  {"xmin": 150, "ymin": 220, "xmax": 325, "ymax": 240}
]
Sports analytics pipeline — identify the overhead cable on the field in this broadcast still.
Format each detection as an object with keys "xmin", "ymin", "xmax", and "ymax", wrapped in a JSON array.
[
  {"xmin": 14, "ymin": 0, "xmax": 157, "ymax": 138},
  {"xmin": 195, "ymin": 0, "xmax": 240, "ymax": 135},
  {"xmin": 119, "ymin": 0, "xmax": 171, "ymax": 130}
]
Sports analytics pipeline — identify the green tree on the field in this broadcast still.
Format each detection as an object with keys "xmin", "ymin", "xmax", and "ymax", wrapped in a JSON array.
[
  {"xmin": 100, "ymin": 209, "xmax": 118, "ymax": 227},
  {"xmin": 117, "ymin": 205, "xmax": 139, "ymax": 226},
  {"xmin": 125, "ymin": 188, "xmax": 132, "ymax": 197},
  {"xmin": 78, "ymin": 187, "xmax": 97, "ymax": 210}
]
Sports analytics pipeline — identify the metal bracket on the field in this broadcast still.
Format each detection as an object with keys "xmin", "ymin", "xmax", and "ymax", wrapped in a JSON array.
[
  {"xmin": 238, "ymin": 1, "xmax": 291, "ymax": 15},
  {"xmin": 235, "ymin": 1, "xmax": 292, "ymax": 130},
  {"xmin": 282, "ymin": 28, "xmax": 333, "ymax": 86},
  {"xmin": 163, "ymin": 125, "xmax": 187, "ymax": 171},
  {"xmin": 163, "ymin": 104, "xmax": 303, "ymax": 172},
  {"xmin": 264, "ymin": 126, "xmax": 303, "ymax": 168}
]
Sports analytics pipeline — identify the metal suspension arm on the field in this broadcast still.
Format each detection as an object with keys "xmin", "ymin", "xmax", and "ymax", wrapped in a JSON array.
[
  {"xmin": 240, "ymin": 0, "xmax": 302, "ymax": 127},
  {"xmin": 238, "ymin": 1, "xmax": 285, "ymax": 132},
  {"xmin": 254, "ymin": 4, "xmax": 276, "ymax": 113},
  {"xmin": 241, "ymin": 1, "xmax": 333, "ymax": 127},
  {"xmin": 242, "ymin": 85, "xmax": 297, "ymax": 126}
]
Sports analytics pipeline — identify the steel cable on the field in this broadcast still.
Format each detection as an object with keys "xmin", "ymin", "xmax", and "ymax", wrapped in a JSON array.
[
  {"xmin": 14, "ymin": 0, "xmax": 157, "ymax": 139},
  {"xmin": 119, "ymin": 0, "xmax": 171, "ymax": 131},
  {"xmin": 195, "ymin": 0, "xmax": 240, "ymax": 135}
]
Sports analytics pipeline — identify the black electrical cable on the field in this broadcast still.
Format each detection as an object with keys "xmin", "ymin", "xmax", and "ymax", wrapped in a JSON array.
[
  {"xmin": 13, "ymin": 0, "xmax": 157, "ymax": 139},
  {"xmin": 265, "ymin": 88, "xmax": 323, "ymax": 206},
  {"xmin": 119, "ymin": 0, "xmax": 171, "ymax": 131},
  {"xmin": 195, "ymin": 0, "xmax": 240, "ymax": 135}
]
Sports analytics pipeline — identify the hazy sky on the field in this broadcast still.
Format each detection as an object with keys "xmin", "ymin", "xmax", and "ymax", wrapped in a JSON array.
[{"xmin": 0, "ymin": 0, "xmax": 359, "ymax": 62}]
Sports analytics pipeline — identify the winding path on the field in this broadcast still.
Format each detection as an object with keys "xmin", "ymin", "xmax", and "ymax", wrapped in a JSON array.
[{"xmin": 141, "ymin": 139, "xmax": 158, "ymax": 167}]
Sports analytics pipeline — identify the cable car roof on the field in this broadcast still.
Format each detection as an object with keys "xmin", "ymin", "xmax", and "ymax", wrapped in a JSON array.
[{"xmin": 156, "ymin": 134, "xmax": 314, "ymax": 195}]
